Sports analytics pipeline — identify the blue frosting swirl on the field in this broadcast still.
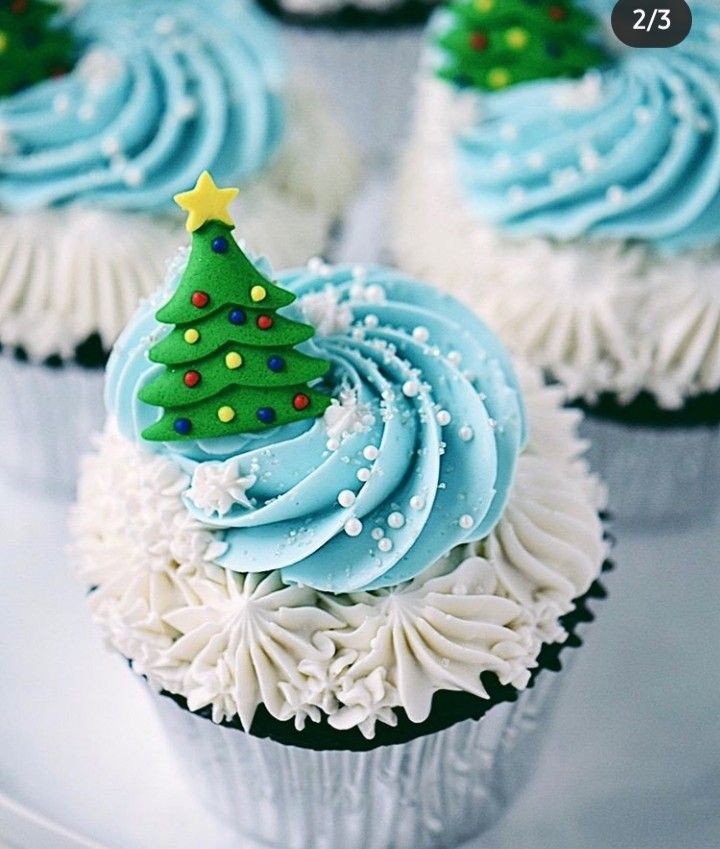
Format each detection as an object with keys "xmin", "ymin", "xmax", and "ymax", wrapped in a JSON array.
[
  {"xmin": 452, "ymin": 3, "xmax": 720, "ymax": 253},
  {"xmin": 106, "ymin": 260, "xmax": 526, "ymax": 593},
  {"xmin": 0, "ymin": 0, "xmax": 284, "ymax": 213}
]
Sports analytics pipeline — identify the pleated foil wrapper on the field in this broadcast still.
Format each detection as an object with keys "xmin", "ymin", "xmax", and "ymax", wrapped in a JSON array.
[
  {"xmin": 280, "ymin": 26, "xmax": 423, "ymax": 165},
  {"xmin": 151, "ymin": 661, "xmax": 570, "ymax": 849},
  {"xmin": 0, "ymin": 353, "xmax": 105, "ymax": 499},
  {"xmin": 579, "ymin": 414, "xmax": 720, "ymax": 530}
]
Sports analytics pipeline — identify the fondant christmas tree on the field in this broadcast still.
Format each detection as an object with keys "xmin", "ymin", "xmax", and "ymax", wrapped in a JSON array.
[
  {"xmin": 139, "ymin": 172, "xmax": 331, "ymax": 442},
  {"xmin": 436, "ymin": 0, "xmax": 607, "ymax": 92},
  {"xmin": 0, "ymin": 0, "xmax": 75, "ymax": 97}
]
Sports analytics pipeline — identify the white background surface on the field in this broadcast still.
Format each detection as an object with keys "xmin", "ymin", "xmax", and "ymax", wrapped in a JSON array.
[{"xmin": 1, "ymin": 178, "xmax": 719, "ymax": 848}]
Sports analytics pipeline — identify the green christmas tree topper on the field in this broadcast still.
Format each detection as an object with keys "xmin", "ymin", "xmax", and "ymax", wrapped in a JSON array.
[
  {"xmin": 436, "ymin": 0, "xmax": 607, "ymax": 92},
  {"xmin": 140, "ymin": 172, "xmax": 331, "ymax": 442},
  {"xmin": 0, "ymin": 0, "xmax": 75, "ymax": 97}
]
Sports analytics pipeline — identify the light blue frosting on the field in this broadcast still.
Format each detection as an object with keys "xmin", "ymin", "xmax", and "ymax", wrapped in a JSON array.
[
  {"xmin": 0, "ymin": 0, "xmax": 284, "ymax": 213},
  {"xmin": 106, "ymin": 259, "xmax": 526, "ymax": 593},
  {"xmin": 449, "ymin": 2, "xmax": 720, "ymax": 253}
]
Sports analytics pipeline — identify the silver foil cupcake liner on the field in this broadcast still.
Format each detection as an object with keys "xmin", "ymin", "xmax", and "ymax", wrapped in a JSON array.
[
  {"xmin": 150, "ymin": 661, "xmax": 571, "ymax": 849},
  {"xmin": 579, "ymin": 414, "xmax": 720, "ymax": 530},
  {"xmin": 0, "ymin": 353, "xmax": 105, "ymax": 499},
  {"xmin": 281, "ymin": 26, "xmax": 423, "ymax": 165}
]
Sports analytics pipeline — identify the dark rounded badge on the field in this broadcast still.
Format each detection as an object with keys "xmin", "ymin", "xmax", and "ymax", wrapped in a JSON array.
[{"xmin": 611, "ymin": 0, "xmax": 692, "ymax": 47}]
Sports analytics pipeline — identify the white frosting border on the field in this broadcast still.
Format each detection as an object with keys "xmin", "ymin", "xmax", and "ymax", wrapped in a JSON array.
[
  {"xmin": 0, "ymin": 82, "xmax": 360, "ymax": 361},
  {"xmin": 392, "ymin": 79, "xmax": 720, "ymax": 408},
  {"xmin": 72, "ymin": 364, "xmax": 608, "ymax": 739}
]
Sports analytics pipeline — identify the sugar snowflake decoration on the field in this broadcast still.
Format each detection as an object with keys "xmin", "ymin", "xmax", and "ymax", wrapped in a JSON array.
[{"xmin": 185, "ymin": 458, "xmax": 257, "ymax": 517}]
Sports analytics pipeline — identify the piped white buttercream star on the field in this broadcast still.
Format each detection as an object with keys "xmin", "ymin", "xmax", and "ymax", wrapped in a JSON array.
[{"xmin": 185, "ymin": 459, "xmax": 257, "ymax": 517}]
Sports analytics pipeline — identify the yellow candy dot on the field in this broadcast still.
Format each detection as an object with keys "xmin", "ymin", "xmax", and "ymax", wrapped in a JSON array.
[
  {"xmin": 505, "ymin": 27, "xmax": 529, "ymax": 50},
  {"xmin": 0, "ymin": 31, "xmax": 7, "ymax": 55},
  {"xmin": 474, "ymin": 0, "xmax": 493, "ymax": 12},
  {"xmin": 487, "ymin": 67, "xmax": 511, "ymax": 90},
  {"xmin": 184, "ymin": 328, "xmax": 200, "ymax": 344},
  {"xmin": 225, "ymin": 351, "xmax": 243, "ymax": 370},
  {"xmin": 217, "ymin": 405, "xmax": 236, "ymax": 423},
  {"xmin": 250, "ymin": 285, "xmax": 267, "ymax": 303}
]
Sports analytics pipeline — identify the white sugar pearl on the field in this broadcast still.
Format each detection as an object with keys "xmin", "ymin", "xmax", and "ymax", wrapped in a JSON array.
[
  {"xmin": 363, "ymin": 314, "xmax": 379, "ymax": 329},
  {"xmin": 388, "ymin": 511, "xmax": 405, "ymax": 529},
  {"xmin": 337, "ymin": 490, "xmax": 356, "ymax": 508},
  {"xmin": 176, "ymin": 97, "xmax": 197, "ymax": 119},
  {"xmin": 378, "ymin": 538, "xmax": 393, "ymax": 553},
  {"xmin": 344, "ymin": 518, "xmax": 363, "ymax": 537},
  {"xmin": 123, "ymin": 166, "xmax": 144, "ymax": 187},
  {"xmin": 363, "ymin": 445, "xmax": 379, "ymax": 461},
  {"xmin": 326, "ymin": 438, "xmax": 340, "ymax": 451},
  {"xmin": 101, "ymin": 135, "xmax": 120, "ymax": 156},
  {"xmin": 412, "ymin": 326, "xmax": 429, "ymax": 343},
  {"xmin": 365, "ymin": 284, "xmax": 385, "ymax": 303},
  {"xmin": 459, "ymin": 425, "xmax": 474, "ymax": 442},
  {"xmin": 402, "ymin": 380, "xmax": 420, "ymax": 398},
  {"xmin": 436, "ymin": 410, "xmax": 452, "ymax": 426},
  {"xmin": 447, "ymin": 350, "xmax": 462, "ymax": 367},
  {"xmin": 352, "ymin": 265, "xmax": 367, "ymax": 281},
  {"xmin": 78, "ymin": 103, "xmax": 96, "ymax": 122},
  {"xmin": 606, "ymin": 185, "xmax": 625, "ymax": 205},
  {"xmin": 371, "ymin": 528, "xmax": 384, "ymax": 541},
  {"xmin": 357, "ymin": 468, "xmax": 371, "ymax": 482},
  {"xmin": 53, "ymin": 93, "xmax": 70, "ymax": 114},
  {"xmin": 155, "ymin": 15, "xmax": 176, "ymax": 34},
  {"xmin": 459, "ymin": 514, "xmax": 474, "ymax": 530},
  {"xmin": 410, "ymin": 495, "xmax": 425, "ymax": 511}
]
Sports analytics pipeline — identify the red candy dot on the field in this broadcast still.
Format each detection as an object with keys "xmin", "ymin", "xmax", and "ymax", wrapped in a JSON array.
[
  {"xmin": 191, "ymin": 291, "xmax": 209, "ymax": 308},
  {"xmin": 469, "ymin": 31, "xmax": 488, "ymax": 50},
  {"xmin": 257, "ymin": 315, "xmax": 273, "ymax": 330},
  {"xmin": 183, "ymin": 370, "xmax": 201, "ymax": 388},
  {"xmin": 11, "ymin": 0, "xmax": 28, "ymax": 14},
  {"xmin": 548, "ymin": 4, "xmax": 567, "ymax": 21},
  {"xmin": 293, "ymin": 393, "xmax": 310, "ymax": 411}
]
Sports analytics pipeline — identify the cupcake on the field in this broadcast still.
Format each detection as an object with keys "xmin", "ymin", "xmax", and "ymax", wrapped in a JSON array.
[
  {"xmin": 255, "ymin": 0, "xmax": 439, "ymax": 164},
  {"xmin": 0, "ymin": 0, "xmax": 358, "ymax": 496},
  {"xmin": 393, "ymin": 0, "xmax": 720, "ymax": 527},
  {"xmin": 72, "ymin": 172, "xmax": 609, "ymax": 848}
]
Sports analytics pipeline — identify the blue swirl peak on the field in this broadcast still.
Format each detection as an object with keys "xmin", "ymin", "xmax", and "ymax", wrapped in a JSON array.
[
  {"xmin": 452, "ymin": 1, "xmax": 720, "ymax": 253},
  {"xmin": 106, "ymin": 258, "xmax": 527, "ymax": 593},
  {"xmin": 0, "ymin": 0, "xmax": 284, "ymax": 213}
]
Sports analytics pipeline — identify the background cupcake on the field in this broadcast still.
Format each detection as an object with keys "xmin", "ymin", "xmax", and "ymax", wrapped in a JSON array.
[
  {"xmin": 73, "ymin": 174, "xmax": 609, "ymax": 848},
  {"xmin": 255, "ymin": 0, "xmax": 441, "ymax": 164},
  {"xmin": 0, "ymin": 0, "xmax": 358, "ymax": 496},
  {"xmin": 393, "ymin": 0, "xmax": 720, "ymax": 527}
]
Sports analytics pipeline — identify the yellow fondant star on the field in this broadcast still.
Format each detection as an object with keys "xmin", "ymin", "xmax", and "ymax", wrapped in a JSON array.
[{"xmin": 174, "ymin": 171, "xmax": 239, "ymax": 233}]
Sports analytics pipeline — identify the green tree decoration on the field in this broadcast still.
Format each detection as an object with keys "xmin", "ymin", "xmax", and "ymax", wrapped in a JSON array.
[
  {"xmin": 139, "ymin": 172, "xmax": 332, "ymax": 443},
  {"xmin": 0, "ymin": 0, "xmax": 75, "ymax": 97},
  {"xmin": 435, "ymin": 0, "xmax": 607, "ymax": 92}
]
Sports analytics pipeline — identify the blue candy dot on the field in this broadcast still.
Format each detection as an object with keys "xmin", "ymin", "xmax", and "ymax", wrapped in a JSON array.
[
  {"xmin": 212, "ymin": 236, "xmax": 229, "ymax": 254},
  {"xmin": 257, "ymin": 407, "xmax": 276, "ymax": 424},
  {"xmin": 228, "ymin": 308, "xmax": 246, "ymax": 326},
  {"xmin": 267, "ymin": 355, "xmax": 285, "ymax": 373},
  {"xmin": 174, "ymin": 418, "xmax": 191, "ymax": 435}
]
